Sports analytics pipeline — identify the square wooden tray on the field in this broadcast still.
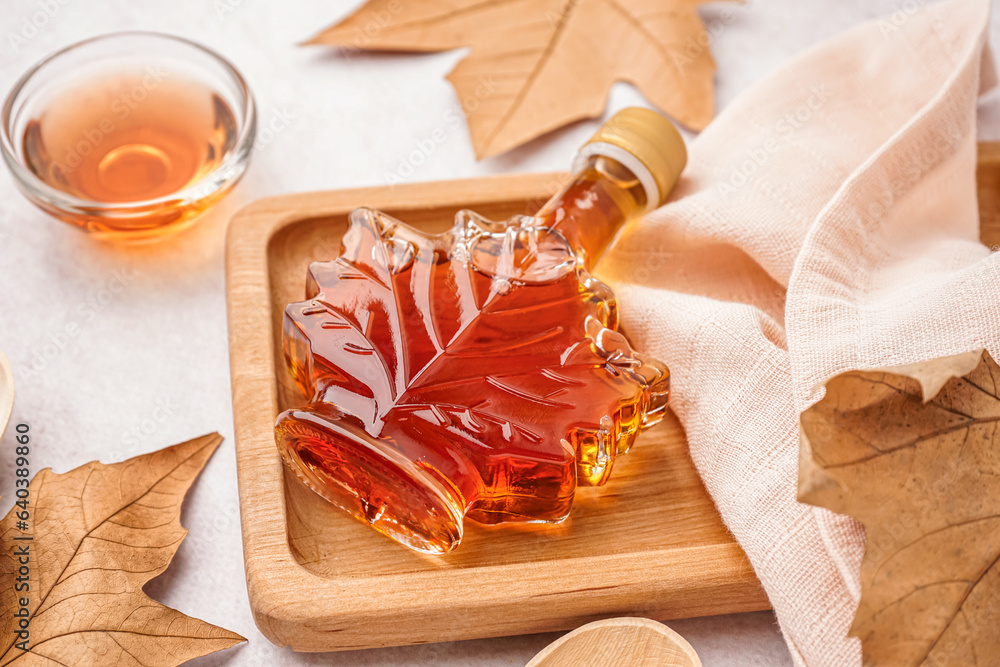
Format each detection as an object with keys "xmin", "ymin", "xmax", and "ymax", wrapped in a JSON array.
[
  {"xmin": 224, "ymin": 145, "xmax": 1000, "ymax": 652},
  {"xmin": 224, "ymin": 172, "xmax": 769, "ymax": 652}
]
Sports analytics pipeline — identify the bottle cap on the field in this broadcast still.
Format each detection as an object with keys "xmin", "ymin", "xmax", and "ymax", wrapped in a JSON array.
[{"xmin": 572, "ymin": 107, "xmax": 687, "ymax": 210}]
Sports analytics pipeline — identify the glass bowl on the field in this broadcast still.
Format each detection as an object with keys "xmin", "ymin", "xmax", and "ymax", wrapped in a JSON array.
[{"xmin": 1, "ymin": 31, "xmax": 256, "ymax": 241}]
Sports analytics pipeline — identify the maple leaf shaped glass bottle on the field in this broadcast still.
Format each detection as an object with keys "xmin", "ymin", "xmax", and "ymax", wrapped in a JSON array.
[{"xmin": 277, "ymin": 108, "xmax": 686, "ymax": 554}]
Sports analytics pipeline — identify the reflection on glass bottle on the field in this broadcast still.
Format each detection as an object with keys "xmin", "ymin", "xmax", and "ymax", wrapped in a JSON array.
[{"xmin": 276, "ymin": 108, "xmax": 687, "ymax": 554}]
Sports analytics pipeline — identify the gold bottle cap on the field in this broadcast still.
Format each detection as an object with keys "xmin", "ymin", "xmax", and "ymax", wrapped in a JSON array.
[{"xmin": 573, "ymin": 107, "xmax": 687, "ymax": 210}]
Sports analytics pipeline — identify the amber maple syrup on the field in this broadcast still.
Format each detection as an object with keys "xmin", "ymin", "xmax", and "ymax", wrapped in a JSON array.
[
  {"xmin": 277, "ymin": 108, "xmax": 686, "ymax": 554},
  {"xmin": 20, "ymin": 67, "xmax": 237, "ymax": 236}
]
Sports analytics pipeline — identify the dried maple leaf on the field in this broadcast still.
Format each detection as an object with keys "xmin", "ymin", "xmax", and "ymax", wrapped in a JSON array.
[
  {"xmin": 0, "ymin": 433, "xmax": 244, "ymax": 666},
  {"xmin": 799, "ymin": 350, "xmax": 1000, "ymax": 667},
  {"xmin": 306, "ymin": 0, "xmax": 723, "ymax": 158}
]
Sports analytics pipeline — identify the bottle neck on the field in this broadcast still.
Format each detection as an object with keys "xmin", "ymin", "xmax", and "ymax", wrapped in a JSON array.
[{"xmin": 535, "ymin": 154, "xmax": 649, "ymax": 269}]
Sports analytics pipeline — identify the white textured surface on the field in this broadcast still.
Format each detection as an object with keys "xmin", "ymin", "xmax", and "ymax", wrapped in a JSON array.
[{"xmin": 0, "ymin": 1, "xmax": 996, "ymax": 665}]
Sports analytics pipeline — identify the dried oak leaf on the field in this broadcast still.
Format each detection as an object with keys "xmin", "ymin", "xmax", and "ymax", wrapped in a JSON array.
[
  {"xmin": 799, "ymin": 350, "xmax": 1000, "ymax": 667},
  {"xmin": 306, "ymin": 0, "xmax": 724, "ymax": 158},
  {"xmin": 0, "ymin": 433, "xmax": 244, "ymax": 666}
]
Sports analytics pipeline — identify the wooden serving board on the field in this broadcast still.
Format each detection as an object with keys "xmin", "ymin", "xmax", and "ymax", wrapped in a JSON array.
[{"xmin": 225, "ymin": 143, "xmax": 1000, "ymax": 652}]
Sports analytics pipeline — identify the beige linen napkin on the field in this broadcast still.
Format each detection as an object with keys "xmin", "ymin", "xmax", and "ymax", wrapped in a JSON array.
[{"xmin": 600, "ymin": 0, "xmax": 997, "ymax": 664}]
